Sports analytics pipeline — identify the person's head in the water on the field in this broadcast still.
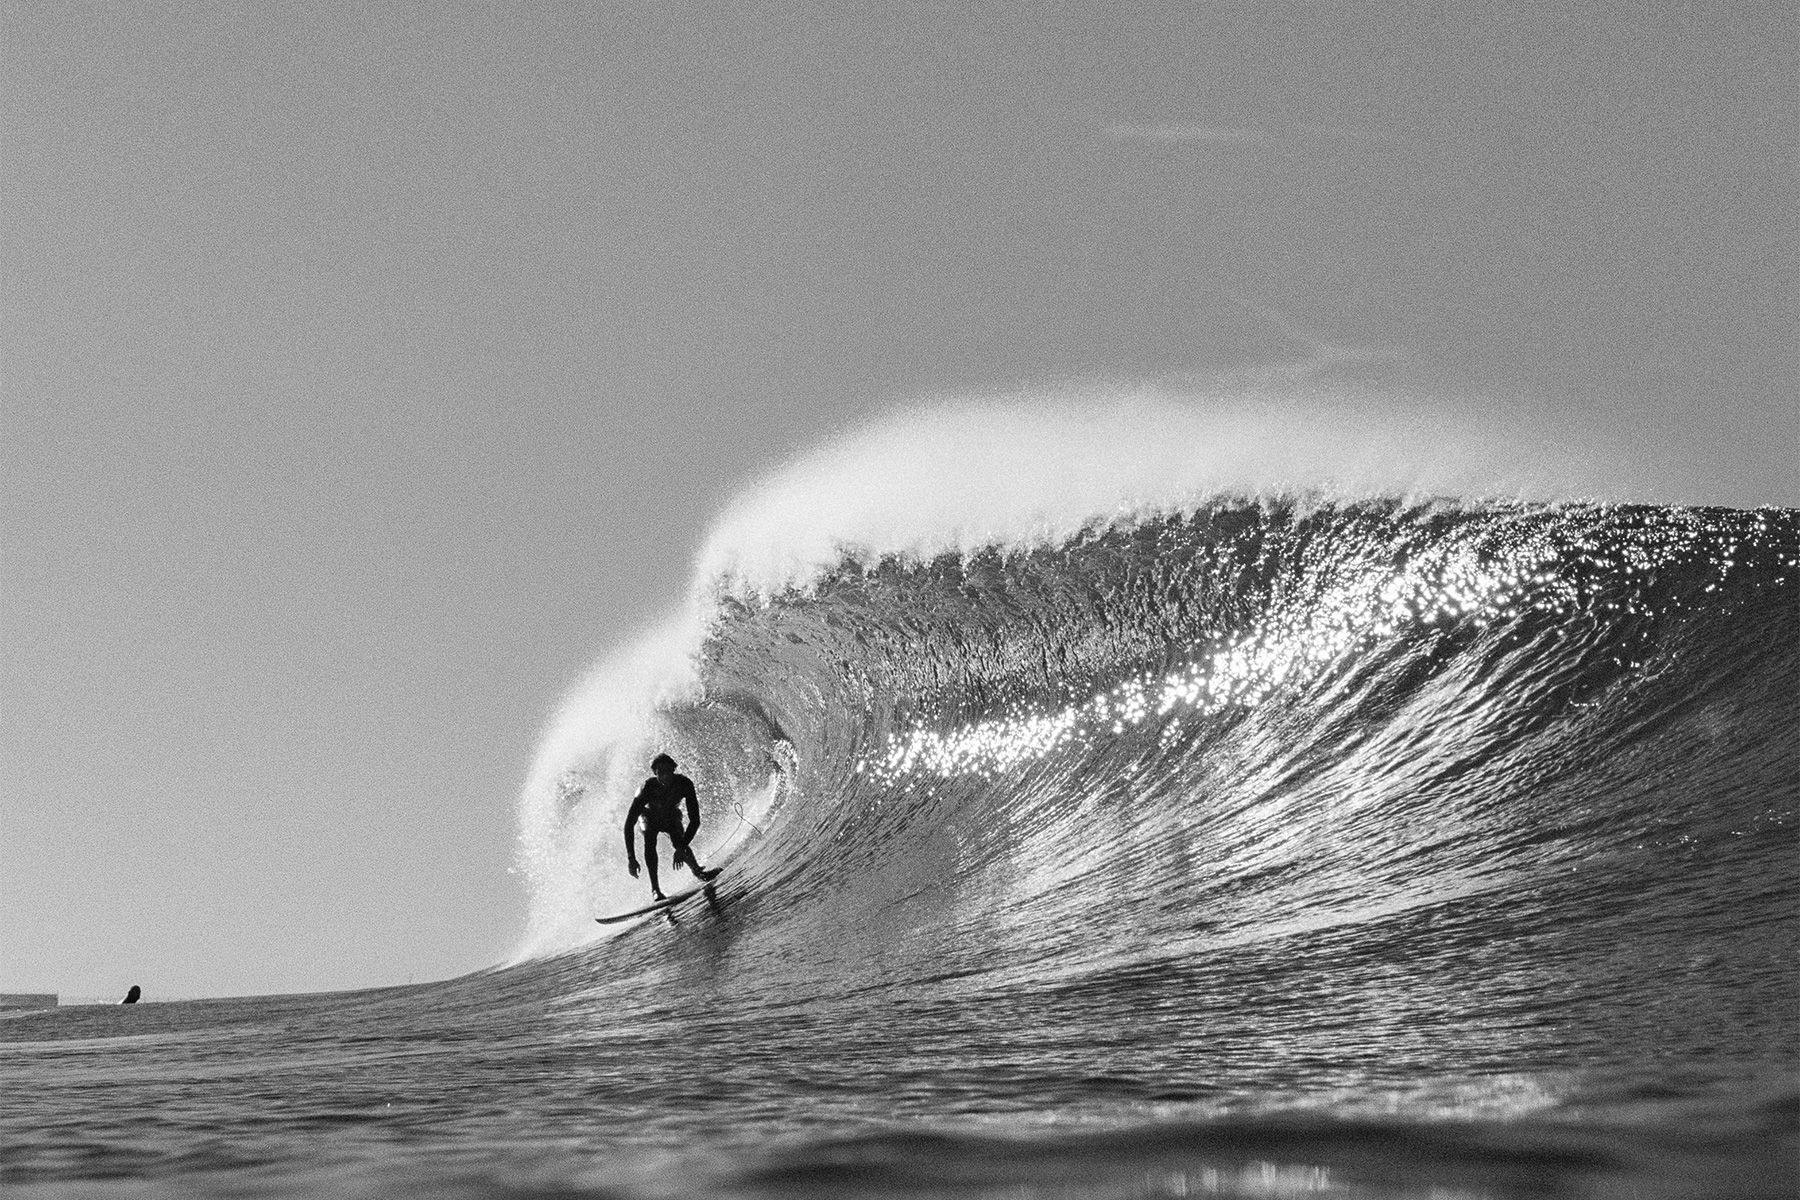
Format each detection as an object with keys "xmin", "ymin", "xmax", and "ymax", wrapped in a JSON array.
[{"xmin": 651, "ymin": 753, "xmax": 676, "ymax": 777}]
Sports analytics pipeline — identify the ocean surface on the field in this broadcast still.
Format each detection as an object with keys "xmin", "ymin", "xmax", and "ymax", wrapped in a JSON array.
[{"xmin": 5, "ymin": 493, "xmax": 1797, "ymax": 1198}]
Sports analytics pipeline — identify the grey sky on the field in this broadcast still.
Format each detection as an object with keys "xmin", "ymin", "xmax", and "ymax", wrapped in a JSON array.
[{"xmin": 3, "ymin": 1, "xmax": 1794, "ymax": 997}]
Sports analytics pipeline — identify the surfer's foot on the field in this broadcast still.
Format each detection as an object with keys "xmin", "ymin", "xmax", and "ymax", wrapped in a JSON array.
[
  {"xmin": 652, "ymin": 890, "xmax": 667, "ymax": 901},
  {"xmin": 696, "ymin": 867, "xmax": 720, "ymax": 881}
]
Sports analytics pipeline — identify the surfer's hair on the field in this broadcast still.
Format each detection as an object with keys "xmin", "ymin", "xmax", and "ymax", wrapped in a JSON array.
[{"xmin": 650, "ymin": 753, "xmax": 677, "ymax": 773}]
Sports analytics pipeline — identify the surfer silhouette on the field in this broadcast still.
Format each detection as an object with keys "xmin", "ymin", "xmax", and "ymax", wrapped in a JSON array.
[
  {"xmin": 121, "ymin": 985, "xmax": 140, "ymax": 1004},
  {"xmin": 624, "ymin": 754, "xmax": 719, "ymax": 900}
]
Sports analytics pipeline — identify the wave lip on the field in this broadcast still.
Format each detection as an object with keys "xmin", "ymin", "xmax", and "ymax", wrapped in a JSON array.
[{"xmin": 691, "ymin": 393, "xmax": 1687, "ymax": 598}]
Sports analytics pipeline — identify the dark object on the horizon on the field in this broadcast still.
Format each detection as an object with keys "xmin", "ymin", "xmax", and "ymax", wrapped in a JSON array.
[
  {"xmin": 596, "ymin": 872, "xmax": 724, "ymax": 925},
  {"xmin": 122, "ymin": 985, "xmax": 141, "ymax": 1004},
  {"xmin": 623, "ymin": 754, "xmax": 721, "ymax": 900}
]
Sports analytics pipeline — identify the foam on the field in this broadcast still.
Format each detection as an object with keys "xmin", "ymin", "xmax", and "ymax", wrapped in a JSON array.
[
  {"xmin": 693, "ymin": 390, "xmax": 1641, "ymax": 597},
  {"xmin": 512, "ymin": 615, "xmax": 707, "ymax": 957}
]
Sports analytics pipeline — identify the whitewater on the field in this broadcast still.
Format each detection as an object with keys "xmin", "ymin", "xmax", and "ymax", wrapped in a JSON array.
[{"xmin": 5, "ymin": 398, "xmax": 1797, "ymax": 1199}]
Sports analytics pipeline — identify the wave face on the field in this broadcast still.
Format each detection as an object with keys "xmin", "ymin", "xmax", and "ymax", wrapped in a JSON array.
[
  {"xmin": 514, "ymin": 395, "xmax": 1759, "ymax": 956},
  {"xmin": 537, "ymin": 499, "xmax": 1799, "ymax": 1023}
]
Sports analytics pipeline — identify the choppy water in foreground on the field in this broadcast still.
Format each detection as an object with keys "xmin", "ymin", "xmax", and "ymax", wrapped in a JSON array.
[{"xmin": 6, "ymin": 500, "xmax": 1797, "ymax": 1198}]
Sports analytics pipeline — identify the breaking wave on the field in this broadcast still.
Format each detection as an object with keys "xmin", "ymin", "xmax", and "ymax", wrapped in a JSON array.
[{"xmin": 515, "ymin": 399, "xmax": 1798, "ymax": 1004}]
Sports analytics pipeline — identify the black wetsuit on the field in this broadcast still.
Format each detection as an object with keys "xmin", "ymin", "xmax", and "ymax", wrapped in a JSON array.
[{"xmin": 624, "ymin": 771, "xmax": 704, "ymax": 895}]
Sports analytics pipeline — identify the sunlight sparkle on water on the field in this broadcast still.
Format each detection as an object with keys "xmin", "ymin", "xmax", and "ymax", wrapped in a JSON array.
[{"xmin": 855, "ymin": 511, "xmax": 1770, "ymax": 784}]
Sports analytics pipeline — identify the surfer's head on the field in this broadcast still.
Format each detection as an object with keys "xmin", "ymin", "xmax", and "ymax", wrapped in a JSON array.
[{"xmin": 650, "ymin": 753, "xmax": 677, "ymax": 776}]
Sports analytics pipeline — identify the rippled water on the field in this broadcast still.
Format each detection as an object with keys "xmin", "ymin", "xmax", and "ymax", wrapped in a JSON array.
[{"xmin": 5, "ymin": 500, "xmax": 1797, "ymax": 1198}]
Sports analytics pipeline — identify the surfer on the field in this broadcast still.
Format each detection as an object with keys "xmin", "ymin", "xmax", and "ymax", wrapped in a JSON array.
[{"xmin": 624, "ymin": 754, "xmax": 720, "ymax": 900}]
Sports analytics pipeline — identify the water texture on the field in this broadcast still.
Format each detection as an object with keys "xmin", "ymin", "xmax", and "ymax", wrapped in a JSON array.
[{"xmin": 6, "ymin": 498, "xmax": 1797, "ymax": 1198}]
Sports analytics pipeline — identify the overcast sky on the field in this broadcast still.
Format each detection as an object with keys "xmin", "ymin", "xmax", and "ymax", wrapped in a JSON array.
[{"xmin": 3, "ymin": 1, "xmax": 1794, "ymax": 998}]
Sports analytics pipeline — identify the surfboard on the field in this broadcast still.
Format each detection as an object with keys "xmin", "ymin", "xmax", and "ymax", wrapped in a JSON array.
[{"xmin": 595, "ymin": 871, "xmax": 722, "ymax": 926}]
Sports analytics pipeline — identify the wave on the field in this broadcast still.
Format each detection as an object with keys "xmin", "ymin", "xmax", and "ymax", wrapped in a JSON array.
[
  {"xmin": 7, "ymin": 398, "xmax": 1795, "ymax": 1198},
  {"xmin": 514, "ymin": 399, "xmax": 1799, "ymax": 986}
]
